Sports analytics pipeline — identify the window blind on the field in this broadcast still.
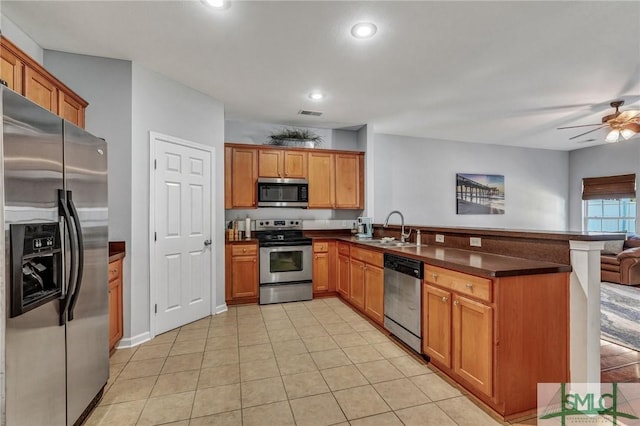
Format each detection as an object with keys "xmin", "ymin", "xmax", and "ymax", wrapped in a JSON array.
[{"xmin": 582, "ymin": 174, "xmax": 636, "ymax": 200}]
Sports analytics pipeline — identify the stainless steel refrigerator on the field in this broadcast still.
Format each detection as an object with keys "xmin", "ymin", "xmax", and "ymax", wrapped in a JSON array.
[{"xmin": 3, "ymin": 86, "xmax": 109, "ymax": 425}]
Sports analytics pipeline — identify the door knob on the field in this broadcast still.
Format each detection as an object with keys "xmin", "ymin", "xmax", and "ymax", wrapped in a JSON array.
[{"xmin": 204, "ymin": 239, "xmax": 212, "ymax": 247}]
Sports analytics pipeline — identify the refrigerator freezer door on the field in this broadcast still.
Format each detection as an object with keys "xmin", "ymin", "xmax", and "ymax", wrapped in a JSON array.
[
  {"xmin": 63, "ymin": 122, "xmax": 109, "ymax": 425},
  {"xmin": 3, "ymin": 87, "xmax": 67, "ymax": 426}
]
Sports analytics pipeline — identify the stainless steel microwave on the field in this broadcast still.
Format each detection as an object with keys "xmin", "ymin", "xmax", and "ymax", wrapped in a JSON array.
[{"xmin": 257, "ymin": 178, "xmax": 308, "ymax": 208}]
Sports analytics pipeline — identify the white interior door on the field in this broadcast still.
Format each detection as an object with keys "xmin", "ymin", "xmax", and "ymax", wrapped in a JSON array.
[{"xmin": 152, "ymin": 132, "xmax": 213, "ymax": 335}]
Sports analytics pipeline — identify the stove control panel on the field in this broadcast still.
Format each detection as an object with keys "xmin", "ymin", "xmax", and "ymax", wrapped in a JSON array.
[{"xmin": 255, "ymin": 219, "xmax": 302, "ymax": 231}]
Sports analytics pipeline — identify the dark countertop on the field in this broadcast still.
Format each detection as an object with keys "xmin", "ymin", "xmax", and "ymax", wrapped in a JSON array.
[
  {"xmin": 226, "ymin": 237, "xmax": 259, "ymax": 244},
  {"xmin": 335, "ymin": 237, "xmax": 572, "ymax": 278},
  {"xmin": 109, "ymin": 241, "xmax": 125, "ymax": 263}
]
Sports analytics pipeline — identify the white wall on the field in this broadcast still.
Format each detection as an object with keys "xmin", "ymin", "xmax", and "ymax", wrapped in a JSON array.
[
  {"xmin": 225, "ymin": 119, "xmax": 358, "ymax": 151},
  {"xmin": 0, "ymin": 15, "xmax": 43, "ymax": 64},
  {"xmin": 131, "ymin": 64, "xmax": 225, "ymax": 339},
  {"xmin": 372, "ymin": 133, "xmax": 569, "ymax": 230},
  {"xmin": 568, "ymin": 139, "xmax": 640, "ymax": 231},
  {"xmin": 43, "ymin": 50, "xmax": 134, "ymax": 336}
]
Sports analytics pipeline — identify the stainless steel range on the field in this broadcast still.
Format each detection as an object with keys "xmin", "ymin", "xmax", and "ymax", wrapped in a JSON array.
[{"xmin": 255, "ymin": 219, "xmax": 312, "ymax": 304}]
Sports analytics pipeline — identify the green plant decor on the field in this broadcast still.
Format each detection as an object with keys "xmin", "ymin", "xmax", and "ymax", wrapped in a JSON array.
[{"xmin": 268, "ymin": 128, "xmax": 322, "ymax": 147}]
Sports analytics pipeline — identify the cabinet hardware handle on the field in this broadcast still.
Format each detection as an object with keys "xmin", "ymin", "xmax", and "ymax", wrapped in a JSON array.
[
  {"xmin": 454, "ymin": 300, "xmax": 459, "ymax": 306},
  {"xmin": 110, "ymin": 270, "xmax": 116, "ymax": 274},
  {"xmin": 253, "ymin": 259, "xmax": 256, "ymax": 263},
  {"xmin": 243, "ymin": 248, "xmax": 246, "ymax": 253},
  {"xmin": 432, "ymin": 273, "xmax": 438, "ymax": 280},
  {"xmin": 466, "ymin": 283, "xmax": 473, "ymax": 288},
  {"xmin": 442, "ymin": 296, "xmax": 448, "ymax": 302}
]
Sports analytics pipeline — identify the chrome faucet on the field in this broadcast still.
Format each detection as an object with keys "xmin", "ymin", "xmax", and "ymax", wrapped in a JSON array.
[{"xmin": 383, "ymin": 210, "xmax": 411, "ymax": 243}]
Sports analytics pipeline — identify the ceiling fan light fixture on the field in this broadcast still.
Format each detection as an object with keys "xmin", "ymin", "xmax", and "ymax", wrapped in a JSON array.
[
  {"xmin": 621, "ymin": 123, "xmax": 640, "ymax": 140},
  {"xmin": 605, "ymin": 129, "xmax": 621, "ymax": 143}
]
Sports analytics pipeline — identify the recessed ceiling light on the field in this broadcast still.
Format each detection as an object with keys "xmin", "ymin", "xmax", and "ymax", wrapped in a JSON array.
[
  {"xmin": 309, "ymin": 92, "xmax": 325, "ymax": 101},
  {"xmin": 202, "ymin": 0, "xmax": 227, "ymax": 9},
  {"xmin": 351, "ymin": 22, "xmax": 377, "ymax": 39}
]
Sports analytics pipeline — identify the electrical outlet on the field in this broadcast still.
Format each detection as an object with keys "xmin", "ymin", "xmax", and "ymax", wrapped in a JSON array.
[
  {"xmin": 435, "ymin": 234, "xmax": 445, "ymax": 243},
  {"xmin": 470, "ymin": 237, "xmax": 482, "ymax": 247},
  {"xmin": 341, "ymin": 221, "xmax": 347, "ymax": 227}
]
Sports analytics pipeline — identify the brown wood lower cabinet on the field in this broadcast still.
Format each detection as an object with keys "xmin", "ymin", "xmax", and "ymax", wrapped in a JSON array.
[
  {"xmin": 337, "ymin": 252, "xmax": 350, "ymax": 298},
  {"xmin": 312, "ymin": 240, "xmax": 336, "ymax": 295},
  {"xmin": 225, "ymin": 241, "xmax": 259, "ymax": 304},
  {"xmin": 423, "ymin": 264, "xmax": 569, "ymax": 420},
  {"xmin": 108, "ymin": 257, "xmax": 123, "ymax": 353},
  {"xmin": 336, "ymin": 243, "xmax": 385, "ymax": 325}
]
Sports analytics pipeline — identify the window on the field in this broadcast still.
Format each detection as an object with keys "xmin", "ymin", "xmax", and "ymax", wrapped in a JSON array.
[
  {"xmin": 582, "ymin": 174, "xmax": 636, "ymax": 234},
  {"xmin": 584, "ymin": 198, "xmax": 636, "ymax": 233}
]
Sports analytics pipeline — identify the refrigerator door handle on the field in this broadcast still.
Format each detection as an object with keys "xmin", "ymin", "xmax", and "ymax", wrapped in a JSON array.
[
  {"xmin": 66, "ymin": 190, "xmax": 84, "ymax": 322},
  {"xmin": 58, "ymin": 189, "xmax": 76, "ymax": 326}
]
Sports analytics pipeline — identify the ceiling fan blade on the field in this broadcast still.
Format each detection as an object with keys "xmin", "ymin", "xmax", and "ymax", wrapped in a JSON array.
[
  {"xmin": 557, "ymin": 123, "xmax": 602, "ymax": 129},
  {"xmin": 569, "ymin": 126, "xmax": 606, "ymax": 140}
]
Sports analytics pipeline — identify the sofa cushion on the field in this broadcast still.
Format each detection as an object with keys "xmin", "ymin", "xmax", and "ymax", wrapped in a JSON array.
[
  {"xmin": 625, "ymin": 234, "xmax": 640, "ymax": 249},
  {"xmin": 603, "ymin": 240, "xmax": 625, "ymax": 255}
]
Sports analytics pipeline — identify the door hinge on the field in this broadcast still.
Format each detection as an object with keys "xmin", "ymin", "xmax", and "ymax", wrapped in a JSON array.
[
  {"xmin": 154, "ymin": 159, "xmax": 157, "ymax": 170},
  {"xmin": 155, "ymin": 304, "xmax": 157, "ymax": 314}
]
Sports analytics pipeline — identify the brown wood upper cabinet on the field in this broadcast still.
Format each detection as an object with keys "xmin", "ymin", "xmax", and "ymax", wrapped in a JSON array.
[
  {"xmin": 225, "ymin": 143, "xmax": 365, "ymax": 210},
  {"xmin": 1, "ymin": 36, "xmax": 88, "ymax": 128},
  {"xmin": 308, "ymin": 151, "xmax": 364, "ymax": 209},
  {"xmin": 259, "ymin": 149, "xmax": 307, "ymax": 179},
  {"xmin": 225, "ymin": 145, "xmax": 258, "ymax": 209}
]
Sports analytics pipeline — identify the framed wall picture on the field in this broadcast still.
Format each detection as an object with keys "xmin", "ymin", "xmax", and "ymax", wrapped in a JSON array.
[{"xmin": 456, "ymin": 173, "xmax": 505, "ymax": 215}]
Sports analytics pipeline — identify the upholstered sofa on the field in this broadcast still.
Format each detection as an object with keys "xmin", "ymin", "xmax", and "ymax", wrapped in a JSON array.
[{"xmin": 601, "ymin": 235, "xmax": 640, "ymax": 286}]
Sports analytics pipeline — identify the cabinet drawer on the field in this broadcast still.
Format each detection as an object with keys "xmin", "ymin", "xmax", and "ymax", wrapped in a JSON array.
[
  {"xmin": 231, "ymin": 243, "xmax": 257, "ymax": 256},
  {"xmin": 314, "ymin": 241, "xmax": 329, "ymax": 253},
  {"xmin": 425, "ymin": 265, "xmax": 492, "ymax": 303},
  {"xmin": 350, "ymin": 246, "xmax": 383, "ymax": 267},
  {"xmin": 337, "ymin": 242, "xmax": 350, "ymax": 256},
  {"xmin": 108, "ymin": 259, "xmax": 121, "ymax": 282}
]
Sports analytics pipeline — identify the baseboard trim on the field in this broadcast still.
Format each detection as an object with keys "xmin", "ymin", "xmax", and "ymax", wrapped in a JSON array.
[
  {"xmin": 215, "ymin": 303, "xmax": 228, "ymax": 314},
  {"xmin": 116, "ymin": 331, "xmax": 151, "ymax": 349}
]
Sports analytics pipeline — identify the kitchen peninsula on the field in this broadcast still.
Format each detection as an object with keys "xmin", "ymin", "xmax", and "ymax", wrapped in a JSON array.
[{"xmin": 301, "ymin": 225, "xmax": 621, "ymax": 420}]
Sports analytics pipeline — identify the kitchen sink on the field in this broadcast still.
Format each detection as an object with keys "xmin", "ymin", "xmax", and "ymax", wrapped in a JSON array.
[{"xmin": 356, "ymin": 239, "xmax": 417, "ymax": 248}]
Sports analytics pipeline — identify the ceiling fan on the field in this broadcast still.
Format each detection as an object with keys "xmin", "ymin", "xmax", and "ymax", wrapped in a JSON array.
[{"xmin": 558, "ymin": 100, "xmax": 640, "ymax": 143}]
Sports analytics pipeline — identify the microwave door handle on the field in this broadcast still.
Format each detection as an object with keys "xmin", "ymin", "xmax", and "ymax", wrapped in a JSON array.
[
  {"xmin": 66, "ymin": 190, "xmax": 84, "ymax": 321},
  {"xmin": 58, "ymin": 189, "xmax": 76, "ymax": 326}
]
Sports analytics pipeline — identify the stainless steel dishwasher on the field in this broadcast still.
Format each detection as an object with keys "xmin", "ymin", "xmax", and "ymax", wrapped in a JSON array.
[{"xmin": 384, "ymin": 253, "xmax": 423, "ymax": 353}]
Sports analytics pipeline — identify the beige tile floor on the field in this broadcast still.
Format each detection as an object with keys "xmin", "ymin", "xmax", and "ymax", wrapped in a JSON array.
[{"xmin": 88, "ymin": 297, "xmax": 533, "ymax": 426}]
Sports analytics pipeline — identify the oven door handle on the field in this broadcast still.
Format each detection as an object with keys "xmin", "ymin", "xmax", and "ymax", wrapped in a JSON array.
[{"xmin": 259, "ymin": 242, "xmax": 313, "ymax": 248}]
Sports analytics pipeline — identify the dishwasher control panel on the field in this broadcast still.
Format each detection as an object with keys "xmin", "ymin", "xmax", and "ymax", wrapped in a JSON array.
[{"xmin": 383, "ymin": 253, "xmax": 423, "ymax": 279}]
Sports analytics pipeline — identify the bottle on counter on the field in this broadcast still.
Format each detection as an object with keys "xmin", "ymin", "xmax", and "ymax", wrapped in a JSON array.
[
  {"xmin": 245, "ymin": 217, "xmax": 251, "ymax": 239},
  {"xmin": 416, "ymin": 229, "xmax": 421, "ymax": 246}
]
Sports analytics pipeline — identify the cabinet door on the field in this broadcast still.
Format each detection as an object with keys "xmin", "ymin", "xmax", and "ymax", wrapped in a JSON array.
[
  {"xmin": 364, "ymin": 264, "xmax": 384, "ymax": 324},
  {"xmin": 0, "ymin": 46, "xmax": 23, "ymax": 92},
  {"xmin": 231, "ymin": 255, "xmax": 258, "ymax": 298},
  {"xmin": 308, "ymin": 152, "xmax": 335, "ymax": 208},
  {"xmin": 335, "ymin": 153, "xmax": 363, "ymax": 209},
  {"xmin": 108, "ymin": 276, "xmax": 123, "ymax": 351},
  {"xmin": 283, "ymin": 151, "xmax": 307, "ymax": 178},
  {"xmin": 313, "ymin": 251, "xmax": 330, "ymax": 292},
  {"xmin": 337, "ymin": 254, "xmax": 350, "ymax": 298},
  {"xmin": 453, "ymin": 294, "xmax": 493, "ymax": 397},
  {"xmin": 258, "ymin": 150, "xmax": 282, "ymax": 177},
  {"xmin": 58, "ymin": 90, "xmax": 85, "ymax": 128},
  {"xmin": 349, "ymin": 258, "xmax": 365, "ymax": 310},
  {"xmin": 423, "ymin": 284, "xmax": 452, "ymax": 367},
  {"xmin": 25, "ymin": 67, "xmax": 58, "ymax": 113},
  {"xmin": 231, "ymin": 147, "xmax": 258, "ymax": 208}
]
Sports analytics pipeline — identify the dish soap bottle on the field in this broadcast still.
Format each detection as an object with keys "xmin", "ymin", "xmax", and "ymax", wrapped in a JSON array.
[{"xmin": 416, "ymin": 229, "xmax": 421, "ymax": 247}]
